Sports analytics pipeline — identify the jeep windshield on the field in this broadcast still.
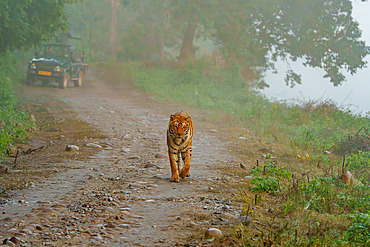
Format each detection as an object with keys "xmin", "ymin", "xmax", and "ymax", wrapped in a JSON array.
[{"xmin": 42, "ymin": 44, "xmax": 71, "ymax": 59}]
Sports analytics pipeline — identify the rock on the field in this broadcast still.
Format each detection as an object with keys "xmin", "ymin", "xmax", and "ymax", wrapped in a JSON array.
[
  {"xmin": 29, "ymin": 114, "xmax": 36, "ymax": 123},
  {"xmin": 90, "ymin": 234, "xmax": 103, "ymax": 241},
  {"xmin": 45, "ymin": 127, "xmax": 60, "ymax": 132},
  {"xmin": 33, "ymin": 224, "xmax": 43, "ymax": 231},
  {"xmin": 240, "ymin": 163, "xmax": 246, "ymax": 169},
  {"xmin": 205, "ymin": 228, "xmax": 223, "ymax": 240},
  {"xmin": 155, "ymin": 153, "xmax": 167, "ymax": 159},
  {"xmin": 121, "ymin": 148, "xmax": 130, "ymax": 153},
  {"xmin": 127, "ymin": 156, "xmax": 140, "ymax": 160},
  {"xmin": 9, "ymin": 237, "xmax": 20, "ymax": 244},
  {"xmin": 119, "ymin": 207, "xmax": 131, "ymax": 212},
  {"xmin": 3, "ymin": 238, "xmax": 15, "ymax": 246},
  {"xmin": 341, "ymin": 171, "xmax": 362, "ymax": 186},
  {"xmin": 144, "ymin": 163, "xmax": 161, "ymax": 169},
  {"xmin": 128, "ymin": 183, "xmax": 141, "ymax": 188},
  {"xmin": 20, "ymin": 228, "xmax": 32, "ymax": 235},
  {"xmin": 238, "ymin": 136, "xmax": 247, "ymax": 140},
  {"xmin": 0, "ymin": 164, "xmax": 8, "ymax": 174},
  {"xmin": 86, "ymin": 143, "xmax": 103, "ymax": 149},
  {"xmin": 65, "ymin": 145, "xmax": 79, "ymax": 151}
]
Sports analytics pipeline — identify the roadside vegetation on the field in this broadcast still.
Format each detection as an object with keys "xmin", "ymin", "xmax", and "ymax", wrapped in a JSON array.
[
  {"xmin": 0, "ymin": 0, "xmax": 75, "ymax": 160},
  {"xmin": 106, "ymin": 60, "xmax": 369, "ymax": 246},
  {"xmin": 0, "ymin": 52, "xmax": 32, "ymax": 160}
]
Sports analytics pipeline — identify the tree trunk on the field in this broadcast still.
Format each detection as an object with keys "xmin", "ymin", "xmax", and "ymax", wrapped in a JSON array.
[
  {"xmin": 109, "ymin": 0, "xmax": 120, "ymax": 59},
  {"xmin": 178, "ymin": 21, "xmax": 197, "ymax": 65}
]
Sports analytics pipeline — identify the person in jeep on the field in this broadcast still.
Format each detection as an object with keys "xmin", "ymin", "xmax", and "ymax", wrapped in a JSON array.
[{"xmin": 46, "ymin": 47, "xmax": 56, "ymax": 56}]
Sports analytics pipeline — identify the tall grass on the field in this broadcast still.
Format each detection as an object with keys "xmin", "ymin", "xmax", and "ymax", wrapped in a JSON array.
[{"xmin": 0, "ymin": 51, "xmax": 31, "ymax": 159}]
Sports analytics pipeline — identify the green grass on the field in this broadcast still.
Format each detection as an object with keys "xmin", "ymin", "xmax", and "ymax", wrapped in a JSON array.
[{"xmin": 0, "ymin": 51, "xmax": 32, "ymax": 159}]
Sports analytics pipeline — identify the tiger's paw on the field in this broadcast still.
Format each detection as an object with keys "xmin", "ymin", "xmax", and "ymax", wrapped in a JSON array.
[
  {"xmin": 170, "ymin": 176, "xmax": 180, "ymax": 182},
  {"xmin": 179, "ymin": 171, "xmax": 189, "ymax": 179}
]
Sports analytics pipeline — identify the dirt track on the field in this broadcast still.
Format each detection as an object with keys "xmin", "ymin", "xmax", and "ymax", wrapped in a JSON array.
[{"xmin": 0, "ymin": 69, "xmax": 263, "ymax": 246}]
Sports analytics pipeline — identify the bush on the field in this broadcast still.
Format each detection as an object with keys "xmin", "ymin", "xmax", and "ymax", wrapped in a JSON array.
[
  {"xmin": 347, "ymin": 151, "xmax": 370, "ymax": 183},
  {"xmin": 344, "ymin": 213, "xmax": 370, "ymax": 245},
  {"xmin": 0, "ymin": 51, "xmax": 31, "ymax": 159}
]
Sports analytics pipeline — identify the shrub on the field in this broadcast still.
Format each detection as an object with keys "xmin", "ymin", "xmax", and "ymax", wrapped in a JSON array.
[{"xmin": 0, "ymin": 51, "xmax": 31, "ymax": 159}]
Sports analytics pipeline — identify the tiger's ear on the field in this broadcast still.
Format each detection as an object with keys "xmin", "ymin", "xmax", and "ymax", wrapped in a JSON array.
[
  {"xmin": 170, "ymin": 115, "xmax": 175, "ymax": 121},
  {"xmin": 185, "ymin": 117, "xmax": 190, "ymax": 123}
]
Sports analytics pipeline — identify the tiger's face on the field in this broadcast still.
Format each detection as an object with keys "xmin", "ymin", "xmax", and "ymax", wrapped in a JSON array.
[{"xmin": 168, "ymin": 115, "xmax": 190, "ymax": 139}]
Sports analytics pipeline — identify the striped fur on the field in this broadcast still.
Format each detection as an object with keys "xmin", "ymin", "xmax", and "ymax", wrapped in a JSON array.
[{"xmin": 167, "ymin": 111, "xmax": 193, "ymax": 182}]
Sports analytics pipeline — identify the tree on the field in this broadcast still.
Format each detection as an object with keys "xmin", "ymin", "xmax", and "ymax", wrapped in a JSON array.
[
  {"xmin": 65, "ymin": 0, "xmax": 369, "ymax": 87},
  {"xmin": 109, "ymin": 0, "xmax": 120, "ymax": 58},
  {"xmin": 0, "ymin": 0, "xmax": 78, "ymax": 53},
  {"xmin": 168, "ymin": 0, "xmax": 369, "ymax": 86}
]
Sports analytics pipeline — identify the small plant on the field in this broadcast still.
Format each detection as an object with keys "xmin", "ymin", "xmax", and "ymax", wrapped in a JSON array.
[
  {"xmin": 344, "ymin": 213, "xmax": 370, "ymax": 245},
  {"xmin": 250, "ymin": 157, "xmax": 292, "ymax": 194},
  {"xmin": 250, "ymin": 176, "xmax": 279, "ymax": 194}
]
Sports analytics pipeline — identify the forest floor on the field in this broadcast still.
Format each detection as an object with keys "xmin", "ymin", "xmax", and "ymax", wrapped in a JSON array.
[{"xmin": 0, "ymin": 68, "xmax": 276, "ymax": 246}]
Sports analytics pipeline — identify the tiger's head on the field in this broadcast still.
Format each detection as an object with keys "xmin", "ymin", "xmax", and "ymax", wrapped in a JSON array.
[{"xmin": 168, "ymin": 112, "xmax": 191, "ymax": 140}]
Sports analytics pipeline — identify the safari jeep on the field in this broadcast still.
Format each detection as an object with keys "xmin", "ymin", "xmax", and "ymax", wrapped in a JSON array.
[{"xmin": 26, "ymin": 44, "xmax": 88, "ymax": 89}]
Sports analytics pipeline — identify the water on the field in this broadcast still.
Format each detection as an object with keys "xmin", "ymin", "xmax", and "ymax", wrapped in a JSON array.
[{"xmin": 262, "ymin": 1, "xmax": 370, "ymax": 116}]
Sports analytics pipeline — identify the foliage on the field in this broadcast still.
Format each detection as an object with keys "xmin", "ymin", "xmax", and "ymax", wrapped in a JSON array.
[
  {"xmin": 344, "ymin": 213, "xmax": 370, "ymax": 245},
  {"xmin": 0, "ymin": 0, "xmax": 78, "ymax": 53},
  {"xmin": 0, "ymin": 52, "xmax": 32, "ymax": 159},
  {"xmin": 297, "ymin": 176, "xmax": 370, "ymax": 214},
  {"xmin": 243, "ymin": 156, "xmax": 369, "ymax": 245},
  {"xmin": 250, "ymin": 158, "xmax": 292, "ymax": 194},
  {"xmin": 347, "ymin": 151, "xmax": 370, "ymax": 183},
  {"xmin": 66, "ymin": 0, "xmax": 369, "ymax": 86},
  {"xmin": 335, "ymin": 127, "xmax": 370, "ymax": 155}
]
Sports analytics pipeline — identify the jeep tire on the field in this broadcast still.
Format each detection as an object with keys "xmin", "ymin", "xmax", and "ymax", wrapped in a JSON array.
[
  {"xmin": 74, "ymin": 71, "xmax": 83, "ymax": 87},
  {"xmin": 58, "ymin": 72, "xmax": 69, "ymax": 89}
]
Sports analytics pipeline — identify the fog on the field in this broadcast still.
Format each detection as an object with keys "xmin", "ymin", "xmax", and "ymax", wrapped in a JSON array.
[{"xmin": 262, "ymin": 1, "xmax": 370, "ymax": 115}]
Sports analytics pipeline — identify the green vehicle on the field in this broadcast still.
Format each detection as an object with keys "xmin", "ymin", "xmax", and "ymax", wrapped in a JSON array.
[{"xmin": 26, "ymin": 43, "xmax": 88, "ymax": 89}]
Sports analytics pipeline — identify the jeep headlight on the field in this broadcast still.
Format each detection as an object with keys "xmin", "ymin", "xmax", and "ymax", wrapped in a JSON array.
[
  {"xmin": 30, "ymin": 63, "xmax": 37, "ymax": 69},
  {"xmin": 54, "ymin": 66, "xmax": 63, "ymax": 72}
]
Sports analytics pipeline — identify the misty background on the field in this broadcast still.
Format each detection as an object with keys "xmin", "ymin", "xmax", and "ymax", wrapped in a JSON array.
[{"xmin": 263, "ymin": 1, "xmax": 370, "ymax": 115}]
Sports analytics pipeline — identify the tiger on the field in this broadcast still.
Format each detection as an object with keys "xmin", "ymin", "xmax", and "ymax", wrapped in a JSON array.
[{"xmin": 167, "ymin": 111, "xmax": 193, "ymax": 182}]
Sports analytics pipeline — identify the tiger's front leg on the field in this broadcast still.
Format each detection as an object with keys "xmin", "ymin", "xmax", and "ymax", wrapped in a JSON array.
[
  {"xmin": 169, "ymin": 151, "xmax": 180, "ymax": 182},
  {"xmin": 179, "ymin": 149, "xmax": 191, "ymax": 179}
]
